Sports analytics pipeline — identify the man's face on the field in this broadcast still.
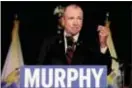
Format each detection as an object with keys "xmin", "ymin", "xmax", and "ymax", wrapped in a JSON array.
[{"xmin": 62, "ymin": 5, "xmax": 83, "ymax": 36}]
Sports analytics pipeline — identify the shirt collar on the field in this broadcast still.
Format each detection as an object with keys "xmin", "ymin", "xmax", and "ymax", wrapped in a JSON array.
[{"xmin": 64, "ymin": 30, "xmax": 79, "ymax": 42}]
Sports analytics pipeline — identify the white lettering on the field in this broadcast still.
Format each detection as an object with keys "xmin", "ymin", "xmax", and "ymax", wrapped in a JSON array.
[
  {"xmin": 91, "ymin": 68, "xmax": 103, "ymax": 87},
  {"xmin": 24, "ymin": 68, "xmax": 40, "ymax": 87},
  {"xmin": 79, "ymin": 68, "xmax": 91, "ymax": 87},
  {"xmin": 55, "ymin": 68, "xmax": 65, "ymax": 87},
  {"xmin": 41, "ymin": 68, "xmax": 53, "ymax": 87},
  {"xmin": 67, "ymin": 68, "xmax": 78, "ymax": 87}
]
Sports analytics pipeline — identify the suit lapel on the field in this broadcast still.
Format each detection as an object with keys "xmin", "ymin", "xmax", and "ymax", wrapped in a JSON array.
[
  {"xmin": 71, "ymin": 33, "xmax": 84, "ymax": 64},
  {"xmin": 56, "ymin": 32, "xmax": 68, "ymax": 64}
]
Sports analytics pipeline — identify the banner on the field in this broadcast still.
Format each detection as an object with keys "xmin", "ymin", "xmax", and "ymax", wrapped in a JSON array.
[{"xmin": 20, "ymin": 65, "xmax": 107, "ymax": 88}]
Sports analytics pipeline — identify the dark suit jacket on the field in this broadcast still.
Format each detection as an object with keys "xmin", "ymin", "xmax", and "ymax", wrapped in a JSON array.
[{"xmin": 37, "ymin": 30, "xmax": 112, "ymax": 74}]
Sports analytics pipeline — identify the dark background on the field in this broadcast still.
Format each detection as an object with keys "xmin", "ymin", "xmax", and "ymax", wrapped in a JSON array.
[{"xmin": 1, "ymin": 1, "xmax": 131, "ymax": 86}]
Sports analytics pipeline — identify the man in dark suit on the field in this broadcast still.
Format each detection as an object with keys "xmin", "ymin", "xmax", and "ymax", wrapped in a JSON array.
[{"xmin": 38, "ymin": 4, "xmax": 112, "ymax": 74}]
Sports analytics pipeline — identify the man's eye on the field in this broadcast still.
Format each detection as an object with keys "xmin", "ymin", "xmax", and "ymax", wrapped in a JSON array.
[
  {"xmin": 78, "ymin": 17, "xmax": 83, "ymax": 20},
  {"xmin": 68, "ymin": 17, "xmax": 74, "ymax": 20}
]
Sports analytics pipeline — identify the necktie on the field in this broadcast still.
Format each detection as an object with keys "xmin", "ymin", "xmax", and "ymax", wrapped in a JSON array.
[{"xmin": 66, "ymin": 36, "xmax": 75, "ymax": 64}]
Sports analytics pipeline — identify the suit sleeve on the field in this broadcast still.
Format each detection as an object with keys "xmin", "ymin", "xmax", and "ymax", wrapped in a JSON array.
[
  {"xmin": 101, "ymin": 49, "xmax": 112, "ymax": 75},
  {"xmin": 37, "ymin": 36, "xmax": 57, "ymax": 65},
  {"xmin": 37, "ymin": 39, "xmax": 49, "ymax": 65}
]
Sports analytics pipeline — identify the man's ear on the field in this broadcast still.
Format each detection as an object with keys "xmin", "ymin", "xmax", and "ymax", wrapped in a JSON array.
[
  {"xmin": 61, "ymin": 17, "xmax": 65, "ymax": 27},
  {"xmin": 58, "ymin": 17, "xmax": 64, "ymax": 29}
]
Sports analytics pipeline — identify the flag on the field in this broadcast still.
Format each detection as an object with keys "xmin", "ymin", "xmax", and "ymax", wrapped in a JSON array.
[
  {"xmin": 1, "ymin": 15, "xmax": 24, "ymax": 88},
  {"xmin": 105, "ymin": 12, "xmax": 121, "ymax": 88}
]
